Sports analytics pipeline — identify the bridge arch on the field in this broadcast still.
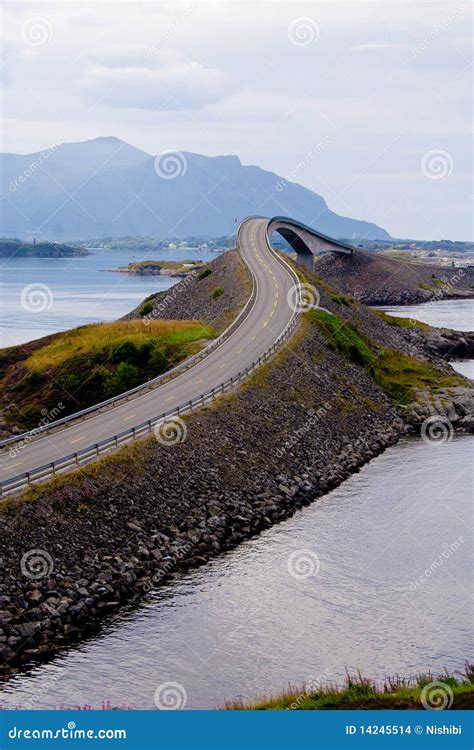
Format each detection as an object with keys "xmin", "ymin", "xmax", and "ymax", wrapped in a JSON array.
[{"xmin": 267, "ymin": 216, "xmax": 355, "ymax": 271}]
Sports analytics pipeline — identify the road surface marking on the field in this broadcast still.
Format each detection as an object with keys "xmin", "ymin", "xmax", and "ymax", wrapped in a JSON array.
[
  {"xmin": 263, "ymin": 320, "xmax": 269, "ymax": 327},
  {"xmin": 251, "ymin": 335, "xmax": 256, "ymax": 341},
  {"xmin": 237, "ymin": 348, "xmax": 243, "ymax": 354},
  {"xmin": 4, "ymin": 462, "xmax": 22, "ymax": 471},
  {"xmin": 123, "ymin": 414, "xmax": 136, "ymax": 421},
  {"xmin": 195, "ymin": 378, "xmax": 204, "ymax": 384},
  {"xmin": 219, "ymin": 362, "xmax": 226, "ymax": 369},
  {"xmin": 164, "ymin": 395, "xmax": 173, "ymax": 402},
  {"xmin": 70, "ymin": 436, "xmax": 86, "ymax": 444}
]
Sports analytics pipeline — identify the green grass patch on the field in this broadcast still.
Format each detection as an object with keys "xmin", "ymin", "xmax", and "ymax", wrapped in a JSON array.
[
  {"xmin": 307, "ymin": 309, "xmax": 463, "ymax": 405},
  {"xmin": 418, "ymin": 277, "xmax": 446, "ymax": 292},
  {"xmin": 226, "ymin": 665, "xmax": 474, "ymax": 710},
  {"xmin": 210, "ymin": 286, "xmax": 224, "ymax": 300},
  {"xmin": 1, "ymin": 320, "xmax": 214, "ymax": 430},
  {"xmin": 330, "ymin": 292, "xmax": 354, "ymax": 307},
  {"xmin": 25, "ymin": 320, "xmax": 212, "ymax": 371},
  {"xmin": 138, "ymin": 300, "xmax": 154, "ymax": 317},
  {"xmin": 307, "ymin": 309, "xmax": 374, "ymax": 367},
  {"xmin": 123, "ymin": 259, "xmax": 203, "ymax": 276},
  {"xmin": 198, "ymin": 267, "xmax": 212, "ymax": 280},
  {"xmin": 371, "ymin": 309, "xmax": 431, "ymax": 331},
  {"xmin": 369, "ymin": 349, "xmax": 463, "ymax": 405}
]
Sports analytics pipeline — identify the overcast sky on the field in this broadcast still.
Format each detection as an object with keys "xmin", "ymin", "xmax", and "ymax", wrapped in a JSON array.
[{"xmin": 1, "ymin": 1, "xmax": 472, "ymax": 240}]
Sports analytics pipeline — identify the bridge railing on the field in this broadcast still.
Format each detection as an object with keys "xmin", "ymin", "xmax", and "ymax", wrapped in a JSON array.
[{"xmin": 0, "ymin": 313, "xmax": 300, "ymax": 496}]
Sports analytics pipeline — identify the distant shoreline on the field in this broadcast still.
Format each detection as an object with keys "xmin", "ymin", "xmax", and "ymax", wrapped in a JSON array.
[
  {"xmin": 104, "ymin": 259, "xmax": 205, "ymax": 277},
  {"xmin": 0, "ymin": 239, "xmax": 90, "ymax": 258}
]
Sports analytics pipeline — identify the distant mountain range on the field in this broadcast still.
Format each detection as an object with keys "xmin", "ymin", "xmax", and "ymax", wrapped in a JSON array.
[{"xmin": 0, "ymin": 137, "xmax": 390, "ymax": 241}]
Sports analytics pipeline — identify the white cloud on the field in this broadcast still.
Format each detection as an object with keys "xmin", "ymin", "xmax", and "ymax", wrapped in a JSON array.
[
  {"xmin": 81, "ymin": 61, "xmax": 231, "ymax": 111},
  {"xmin": 0, "ymin": 0, "xmax": 471, "ymax": 239},
  {"xmin": 350, "ymin": 43, "xmax": 407, "ymax": 52}
]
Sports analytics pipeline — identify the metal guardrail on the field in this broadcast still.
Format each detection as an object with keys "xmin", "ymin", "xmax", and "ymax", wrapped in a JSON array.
[
  {"xmin": 0, "ymin": 243, "xmax": 258, "ymax": 452},
  {"xmin": 1, "ymin": 315, "xmax": 300, "ymax": 496},
  {"xmin": 0, "ymin": 218, "xmax": 302, "ymax": 496}
]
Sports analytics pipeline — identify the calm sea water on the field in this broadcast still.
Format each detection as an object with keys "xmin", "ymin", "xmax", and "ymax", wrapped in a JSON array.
[
  {"xmin": 378, "ymin": 298, "xmax": 474, "ymax": 332},
  {"xmin": 0, "ymin": 434, "xmax": 471, "ymax": 710},
  {"xmin": 0, "ymin": 300, "xmax": 472, "ymax": 710},
  {"xmin": 0, "ymin": 246, "xmax": 215, "ymax": 348}
]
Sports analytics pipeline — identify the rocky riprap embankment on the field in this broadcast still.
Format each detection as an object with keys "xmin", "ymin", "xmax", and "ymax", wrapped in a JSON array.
[
  {"xmin": 0, "ymin": 317, "xmax": 409, "ymax": 676},
  {"xmin": 314, "ymin": 249, "xmax": 474, "ymax": 305},
  {"xmin": 1, "ymin": 252, "xmax": 473, "ymax": 678},
  {"xmin": 404, "ymin": 386, "xmax": 474, "ymax": 431},
  {"xmin": 124, "ymin": 250, "xmax": 251, "ymax": 332}
]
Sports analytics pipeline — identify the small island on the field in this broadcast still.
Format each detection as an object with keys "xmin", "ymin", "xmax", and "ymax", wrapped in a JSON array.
[
  {"xmin": 0, "ymin": 238, "xmax": 90, "ymax": 258},
  {"xmin": 110, "ymin": 259, "xmax": 205, "ymax": 277}
]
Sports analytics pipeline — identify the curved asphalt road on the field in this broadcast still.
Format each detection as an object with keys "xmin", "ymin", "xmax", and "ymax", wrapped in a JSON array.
[{"xmin": 0, "ymin": 218, "xmax": 297, "ymax": 485}]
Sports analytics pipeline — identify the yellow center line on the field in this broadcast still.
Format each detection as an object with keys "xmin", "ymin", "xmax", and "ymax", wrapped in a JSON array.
[
  {"xmin": 164, "ymin": 395, "xmax": 174, "ymax": 402},
  {"xmin": 4, "ymin": 462, "xmax": 22, "ymax": 471},
  {"xmin": 237, "ymin": 347, "xmax": 243, "ymax": 354},
  {"xmin": 251, "ymin": 335, "xmax": 256, "ymax": 341},
  {"xmin": 195, "ymin": 378, "xmax": 204, "ymax": 384},
  {"xmin": 123, "ymin": 414, "xmax": 136, "ymax": 421},
  {"xmin": 70, "ymin": 436, "xmax": 86, "ymax": 444},
  {"xmin": 219, "ymin": 362, "xmax": 226, "ymax": 369},
  {"xmin": 263, "ymin": 320, "xmax": 269, "ymax": 327}
]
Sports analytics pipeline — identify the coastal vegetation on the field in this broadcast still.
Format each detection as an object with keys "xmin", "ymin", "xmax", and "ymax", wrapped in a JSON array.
[
  {"xmin": 307, "ymin": 309, "xmax": 464, "ymax": 405},
  {"xmin": 226, "ymin": 665, "xmax": 474, "ymax": 710},
  {"xmin": 0, "ymin": 238, "xmax": 88, "ymax": 258},
  {"xmin": 371, "ymin": 309, "xmax": 431, "ymax": 331},
  {"xmin": 0, "ymin": 320, "xmax": 214, "ymax": 429},
  {"xmin": 210, "ymin": 286, "xmax": 224, "ymax": 299},
  {"xmin": 115, "ymin": 259, "xmax": 204, "ymax": 276}
]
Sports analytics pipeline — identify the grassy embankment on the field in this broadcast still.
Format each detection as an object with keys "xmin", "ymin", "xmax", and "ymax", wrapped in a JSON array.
[
  {"xmin": 226, "ymin": 666, "xmax": 474, "ymax": 710},
  {"xmin": 279, "ymin": 252, "xmax": 465, "ymax": 406},
  {"xmin": 0, "ymin": 320, "xmax": 214, "ymax": 429},
  {"xmin": 307, "ymin": 309, "xmax": 463, "ymax": 405}
]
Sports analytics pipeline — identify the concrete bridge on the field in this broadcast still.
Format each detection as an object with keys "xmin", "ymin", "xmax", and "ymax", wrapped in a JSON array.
[{"xmin": 267, "ymin": 216, "xmax": 355, "ymax": 271}]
